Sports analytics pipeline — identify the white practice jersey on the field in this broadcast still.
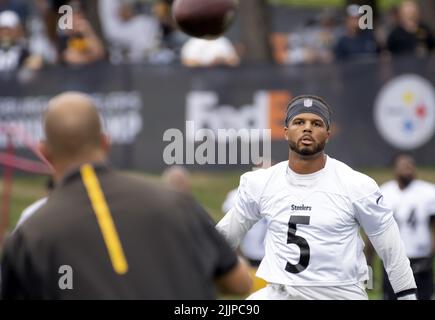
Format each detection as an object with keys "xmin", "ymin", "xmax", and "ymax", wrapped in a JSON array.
[
  {"xmin": 223, "ymin": 189, "xmax": 268, "ymax": 262},
  {"xmin": 380, "ymin": 180, "xmax": 435, "ymax": 259},
  {"xmin": 217, "ymin": 156, "xmax": 395, "ymax": 287},
  {"xmin": 239, "ymin": 218, "xmax": 268, "ymax": 262}
]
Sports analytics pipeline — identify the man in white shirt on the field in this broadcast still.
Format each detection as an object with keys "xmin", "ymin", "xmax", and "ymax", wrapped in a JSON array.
[
  {"xmin": 98, "ymin": 0, "xmax": 161, "ymax": 63},
  {"xmin": 217, "ymin": 95, "xmax": 417, "ymax": 300},
  {"xmin": 180, "ymin": 36, "xmax": 240, "ymax": 67},
  {"xmin": 380, "ymin": 154, "xmax": 435, "ymax": 300}
]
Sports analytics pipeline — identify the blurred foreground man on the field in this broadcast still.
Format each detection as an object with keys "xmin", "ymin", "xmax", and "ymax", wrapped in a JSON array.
[
  {"xmin": 1, "ymin": 92, "xmax": 251, "ymax": 299},
  {"xmin": 380, "ymin": 155, "xmax": 435, "ymax": 300},
  {"xmin": 217, "ymin": 95, "xmax": 417, "ymax": 300}
]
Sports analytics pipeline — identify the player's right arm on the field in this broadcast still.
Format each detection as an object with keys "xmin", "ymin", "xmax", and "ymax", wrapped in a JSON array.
[{"xmin": 216, "ymin": 172, "xmax": 263, "ymax": 250}]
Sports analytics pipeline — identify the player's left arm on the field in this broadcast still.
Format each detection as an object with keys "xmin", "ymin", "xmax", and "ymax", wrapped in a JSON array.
[{"xmin": 353, "ymin": 183, "xmax": 417, "ymax": 300}]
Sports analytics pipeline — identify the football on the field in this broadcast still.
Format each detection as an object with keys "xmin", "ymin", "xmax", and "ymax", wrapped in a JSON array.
[{"xmin": 172, "ymin": 0, "xmax": 238, "ymax": 39}]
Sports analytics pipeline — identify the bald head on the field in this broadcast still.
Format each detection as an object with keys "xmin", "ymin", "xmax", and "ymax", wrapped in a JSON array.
[
  {"xmin": 399, "ymin": 1, "xmax": 420, "ymax": 28},
  {"xmin": 162, "ymin": 166, "xmax": 191, "ymax": 193},
  {"xmin": 43, "ymin": 92, "xmax": 105, "ymax": 161}
]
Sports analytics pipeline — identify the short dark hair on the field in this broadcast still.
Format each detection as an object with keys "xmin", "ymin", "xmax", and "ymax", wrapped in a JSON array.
[{"xmin": 391, "ymin": 153, "xmax": 415, "ymax": 167}]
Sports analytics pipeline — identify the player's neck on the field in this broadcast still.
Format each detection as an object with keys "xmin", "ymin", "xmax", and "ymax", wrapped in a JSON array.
[
  {"xmin": 288, "ymin": 152, "xmax": 326, "ymax": 174},
  {"xmin": 52, "ymin": 151, "xmax": 107, "ymax": 183}
]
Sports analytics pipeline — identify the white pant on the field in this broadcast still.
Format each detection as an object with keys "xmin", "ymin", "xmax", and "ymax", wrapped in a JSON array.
[{"xmin": 247, "ymin": 282, "xmax": 368, "ymax": 300}]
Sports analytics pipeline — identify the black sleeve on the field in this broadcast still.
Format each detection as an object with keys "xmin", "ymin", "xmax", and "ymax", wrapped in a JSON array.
[
  {"xmin": 334, "ymin": 38, "xmax": 346, "ymax": 60},
  {"xmin": 186, "ymin": 196, "xmax": 238, "ymax": 278},
  {"xmin": 18, "ymin": 47, "xmax": 30, "ymax": 69},
  {"xmin": 1, "ymin": 231, "xmax": 28, "ymax": 299},
  {"xmin": 387, "ymin": 29, "xmax": 399, "ymax": 53},
  {"xmin": 1, "ymin": 230, "xmax": 44, "ymax": 299},
  {"xmin": 426, "ymin": 27, "xmax": 435, "ymax": 51}
]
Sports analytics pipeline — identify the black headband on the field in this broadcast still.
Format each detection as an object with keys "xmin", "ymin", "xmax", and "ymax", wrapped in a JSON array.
[{"xmin": 285, "ymin": 96, "xmax": 332, "ymax": 129}]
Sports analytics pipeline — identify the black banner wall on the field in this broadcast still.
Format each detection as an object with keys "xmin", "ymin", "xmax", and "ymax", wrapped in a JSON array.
[{"xmin": 1, "ymin": 57, "xmax": 435, "ymax": 172}]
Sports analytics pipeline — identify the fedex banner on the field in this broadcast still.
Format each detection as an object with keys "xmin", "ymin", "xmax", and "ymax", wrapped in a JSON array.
[{"xmin": 0, "ymin": 57, "xmax": 434, "ymax": 171}]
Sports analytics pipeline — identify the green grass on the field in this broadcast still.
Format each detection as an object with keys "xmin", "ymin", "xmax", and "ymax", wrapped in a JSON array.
[
  {"xmin": 2, "ymin": 166, "xmax": 435, "ymax": 300},
  {"xmin": 0, "ymin": 175, "xmax": 48, "ymax": 228},
  {"xmin": 268, "ymin": 0, "xmax": 404, "ymax": 11}
]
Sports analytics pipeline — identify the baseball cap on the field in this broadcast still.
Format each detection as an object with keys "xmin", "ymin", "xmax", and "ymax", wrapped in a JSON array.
[
  {"xmin": 346, "ymin": 4, "xmax": 361, "ymax": 17},
  {"xmin": 0, "ymin": 10, "xmax": 20, "ymax": 29}
]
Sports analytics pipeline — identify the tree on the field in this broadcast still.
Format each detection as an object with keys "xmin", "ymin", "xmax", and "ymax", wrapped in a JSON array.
[
  {"xmin": 238, "ymin": 0, "xmax": 273, "ymax": 64},
  {"xmin": 417, "ymin": 0, "xmax": 435, "ymax": 33}
]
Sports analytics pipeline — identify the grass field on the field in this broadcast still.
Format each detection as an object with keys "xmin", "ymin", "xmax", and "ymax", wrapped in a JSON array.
[{"xmin": 2, "ymin": 166, "xmax": 435, "ymax": 299}]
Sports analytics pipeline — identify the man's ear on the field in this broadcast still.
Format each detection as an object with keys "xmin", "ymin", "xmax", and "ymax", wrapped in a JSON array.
[
  {"xmin": 101, "ymin": 134, "xmax": 111, "ymax": 153},
  {"xmin": 325, "ymin": 128, "xmax": 331, "ymax": 143},
  {"xmin": 284, "ymin": 127, "xmax": 289, "ymax": 141},
  {"xmin": 38, "ymin": 141, "xmax": 52, "ymax": 164}
]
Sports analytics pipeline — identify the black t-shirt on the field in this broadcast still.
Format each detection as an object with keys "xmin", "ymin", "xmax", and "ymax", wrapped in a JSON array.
[
  {"xmin": 1, "ymin": 164, "xmax": 237, "ymax": 299},
  {"xmin": 334, "ymin": 30, "xmax": 379, "ymax": 60},
  {"xmin": 0, "ymin": 43, "xmax": 29, "ymax": 73},
  {"xmin": 387, "ymin": 24, "xmax": 435, "ymax": 56}
]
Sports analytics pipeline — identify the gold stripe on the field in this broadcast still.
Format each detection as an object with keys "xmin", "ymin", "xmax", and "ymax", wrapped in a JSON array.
[{"xmin": 80, "ymin": 164, "xmax": 128, "ymax": 275}]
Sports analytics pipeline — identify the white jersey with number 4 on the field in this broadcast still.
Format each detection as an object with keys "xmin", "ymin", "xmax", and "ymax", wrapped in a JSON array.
[
  {"xmin": 217, "ymin": 156, "xmax": 395, "ymax": 287},
  {"xmin": 380, "ymin": 180, "xmax": 435, "ymax": 259}
]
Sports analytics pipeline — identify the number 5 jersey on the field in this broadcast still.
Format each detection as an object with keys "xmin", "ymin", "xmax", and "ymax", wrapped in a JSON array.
[{"xmin": 218, "ymin": 156, "xmax": 401, "ymax": 287}]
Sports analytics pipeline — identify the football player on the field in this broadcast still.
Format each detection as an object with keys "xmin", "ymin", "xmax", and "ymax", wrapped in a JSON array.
[
  {"xmin": 217, "ymin": 95, "xmax": 417, "ymax": 300},
  {"xmin": 380, "ymin": 154, "xmax": 435, "ymax": 300}
]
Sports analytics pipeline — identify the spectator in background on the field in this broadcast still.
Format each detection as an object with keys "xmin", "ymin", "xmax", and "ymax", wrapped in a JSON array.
[
  {"xmin": 282, "ymin": 9, "xmax": 341, "ymax": 65},
  {"xmin": 374, "ymin": 5, "xmax": 400, "ymax": 52},
  {"xmin": 98, "ymin": 0, "xmax": 160, "ymax": 64},
  {"xmin": 58, "ymin": 1, "xmax": 105, "ymax": 66},
  {"xmin": 0, "ymin": 0, "xmax": 29, "ymax": 22},
  {"xmin": 149, "ymin": 0, "xmax": 188, "ymax": 64},
  {"xmin": 387, "ymin": 0, "xmax": 434, "ymax": 57},
  {"xmin": 181, "ymin": 36, "xmax": 240, "ymax": 67},
  {"xmin": 40, "ymin": 0, "xmax": 83, "ymax": 58},
  {"xmin": 161, "ymin": 165, "xmax": 192, "ymax": 194},
  {"xmin": 0, "ymin": 10, "xmax": 42, "ymax": 76},
  {"xmin": 334, "ymin": 4, "xmax": 379, "ymax": 61},
  {"xmin": 25, "ymin": 0, "xmax": 57, "ymax": 65}
]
